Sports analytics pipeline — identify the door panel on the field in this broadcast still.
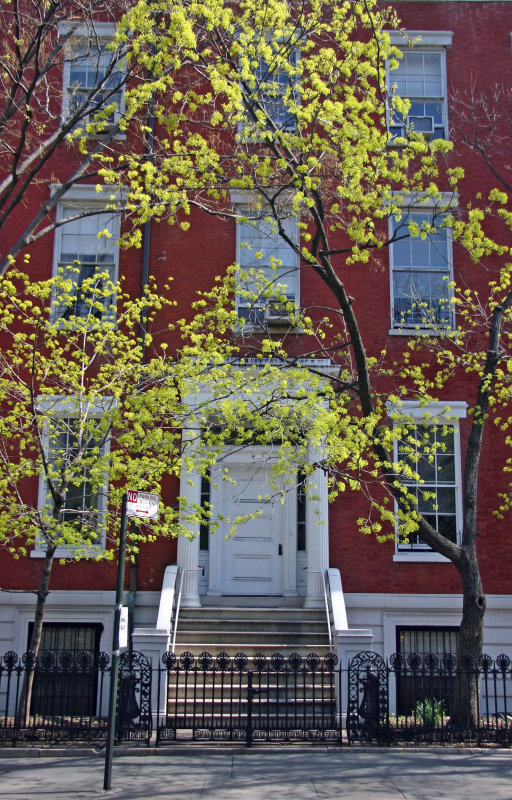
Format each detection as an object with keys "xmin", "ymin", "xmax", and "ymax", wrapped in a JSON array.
[{"xmin": 220, "ymin": 466, "xmax": 284, "ymax": 595}]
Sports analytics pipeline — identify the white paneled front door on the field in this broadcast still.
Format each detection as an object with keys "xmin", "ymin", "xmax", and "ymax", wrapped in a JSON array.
[
  {"xmin": 221, "ymin": 466, "xmax": 284, "ymax": 595},
  {"xmin": 207, "ymin": 452, "xmax": 297, "ymax": 597}
]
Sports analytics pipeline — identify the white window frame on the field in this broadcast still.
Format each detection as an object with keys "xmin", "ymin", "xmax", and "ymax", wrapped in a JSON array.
[
  {"xmin": 233, "ymin": 197, "xmax": 300, "ymax": 328},
  {"xmin": 388, "ymin": 194, "xmax": 455, "ymax": 334},
  {"xmin": 32, "ymin": 396, "xmax": 114, "ymax": 559},
  {"xmin": 389, "ymin": 400, "xmax": 466, "ymax": 562},
  {"xmin": 51, "ymin": 185, "xmax": 121, "ymax": 323},
  {"xmin": 386, "ymin": 31, "xmax": 452, "ymax": 142},
  {"xmin": 59, "ymin": 22, "xmax": 125, "ymax": 133}
]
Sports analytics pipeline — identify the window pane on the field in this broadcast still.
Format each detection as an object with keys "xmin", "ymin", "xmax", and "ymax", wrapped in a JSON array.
[
  {"xmin": 397, "ymin": 423, "xmax": 458, "ymax": 551},
  {"xmin": 405, "ymin": 53, "xmax": 424, "ymax": 75},
  {"xmin": 55, "ymin": 205, "xmax": 117, "ymax": 320},
  {"xmin": 237, "ymin": 212, "xmax": 298, "ymax": 316},
  {"xmin": 53, "ymin": 418, "xmax": 102, "ymax": 531},
  {"xmin": 436, "ymin": 454, "xmax": 455, "ymax": 483},
  {"xmin": 389, "ymin": 49, "xmax": 446, "ymax": 140}
]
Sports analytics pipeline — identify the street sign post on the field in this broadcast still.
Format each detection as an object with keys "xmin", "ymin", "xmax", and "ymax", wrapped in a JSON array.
[{"xmin": 104, "ymin": 490, "xmax": 159, "ymax": 790}]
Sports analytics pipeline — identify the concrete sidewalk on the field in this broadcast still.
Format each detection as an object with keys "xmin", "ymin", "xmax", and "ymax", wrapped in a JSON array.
[{"xmin": 0, "ymin": 748, "xmax": 511, "ymax": 800}]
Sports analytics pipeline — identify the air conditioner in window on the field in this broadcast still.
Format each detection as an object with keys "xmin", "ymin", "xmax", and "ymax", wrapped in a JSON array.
[{"xmin": 408, "ymin": 116, "xmax": 435, "ymax": 139}]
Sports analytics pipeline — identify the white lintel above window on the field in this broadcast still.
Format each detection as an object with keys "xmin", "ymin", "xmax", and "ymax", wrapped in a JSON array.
[{"xmin": 386, "ymin": 31, "xmax": 453, "ymax": 47}]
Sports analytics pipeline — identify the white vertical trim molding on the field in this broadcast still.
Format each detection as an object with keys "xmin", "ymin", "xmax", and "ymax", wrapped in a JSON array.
[
  {"xmin": 176, "ymin": 428, "xmax": 201, "ymax": 608},
  {"xmin": 304, "ymin": 447, "xmax": 330, "ymax": 608}
]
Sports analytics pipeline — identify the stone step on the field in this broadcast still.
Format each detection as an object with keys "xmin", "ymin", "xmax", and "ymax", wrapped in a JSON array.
[
  {"xmin": 171, "ymin": 644, "xmax": 332, "ymax": 658},
  {"xmin": 167, "ymin": 687, "xmax": 335, "ymax": 703},
  {"xmin": 178, "ymin": 608, "xmax": 326, "ymax": 624},
  {"xmin": 173, "ymin": 603, "xmax": 330, "ymax": 658},
  {"xmin": 176, "ymin": 630, "xmax": 328, "ymax": 645},
  {"xmin": 177, "ymin": 619, "xmax": 325, "ymax": 633},
  {"xmin": 162, "ymin": 713, "xmax": 337, "ymax": 728},
  {"xmin": 167, "ymin": 701, "xmax": 336, "ymax": 727},
  {"xmin": 199, "ymin": 596, "xmax": 304, "ymax": 608}
]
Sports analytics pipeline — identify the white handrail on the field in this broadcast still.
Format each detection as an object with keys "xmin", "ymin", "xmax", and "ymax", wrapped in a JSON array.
[
  {"xmin": 326, "ymin": 567, "xmax": 348, "ymax": 631},
  {"xmin": 170, "ymin": 567, "xmax": 201, "ymax": 653},
  {"xmin": 322, "ymin": 570, "xmax": 333, "ymax": 652},
  {"xmin": 308, "ymin": 570, "xmax": 333, "ymax": 652}
]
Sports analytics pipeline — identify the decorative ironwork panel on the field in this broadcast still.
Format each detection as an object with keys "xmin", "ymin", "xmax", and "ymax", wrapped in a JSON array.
[
  {"xmin": 347, "ymin": 651, "xmax": 388, "ymax": 744},
  {"xmin": 117, "ymin": 651, "xmax": 152, "ymax": 744}
]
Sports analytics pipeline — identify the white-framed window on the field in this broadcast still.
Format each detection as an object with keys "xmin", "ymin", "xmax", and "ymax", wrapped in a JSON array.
[
  {"xmin": 59, "ymin": 22, "xmax": 124, "ymax": 131},
  {"xmin": 386, "ymin": 31, "xmax": 452, "ymax": 141},
  {"xmin": 52, "ymin": 186, "xmax": 120, "ymax": 322},
  {"xmin": 33, "ymin": 397, "xmax": 112, "ymax": 559},
  {"xmin": 52, "ymin": 418, "xmax": 105, "ymax": 530},
  {"xmin": 391, "ymin": 401, "xmax": 465, "ymax": 560},
  {"xmin": 254, "ymin": 51, "xmax": 299, "ymax": 131},
  {"xmin": 389, "ymin": 205, "xmax": 454, "ymax": 331},
  {"xmin": 235, "ymin": 206, "xmax": 299, "ymax": 327}
]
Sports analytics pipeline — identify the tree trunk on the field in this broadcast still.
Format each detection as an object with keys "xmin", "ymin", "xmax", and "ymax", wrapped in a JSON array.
[
  {"xmin": 453, "ymin": 546, "xmax": 486, "ymax": 728},
  {"xmin": 15, "ymin": 544, "xmax": 56, "ymax": 727}
]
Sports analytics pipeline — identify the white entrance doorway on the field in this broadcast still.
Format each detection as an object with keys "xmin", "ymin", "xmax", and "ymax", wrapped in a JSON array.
[
  {"xmin": 207, "ymin": 451, "xmax": 297, "ymax": 597},
  {"xmin": 221, "ymin": 466, "xmax": 284, "ymax": 595}
]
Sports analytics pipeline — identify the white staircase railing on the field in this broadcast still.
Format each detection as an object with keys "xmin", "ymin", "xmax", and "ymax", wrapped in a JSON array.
[
  {"xmin": 171, "ymin": 567, "xmax": 202, "ymax": 653},
  {"xmin": 309, "ymin": 570, "xmax": 334, "ymax": 651},
  {"xmin": 326, "ymin": 567, "xmax": 349, "ymax": 633}
]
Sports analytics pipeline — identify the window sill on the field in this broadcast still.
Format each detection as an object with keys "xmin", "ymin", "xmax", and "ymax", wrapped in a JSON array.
[
  {"xmin": 393, "ymin": 552, "xmax": 450, "ymax": 563},
  {"xmin": 235, "ymin": 321, "xmax": 304, "ymax": 334},
  {"xmin": 31, "ymin": 546, "xmax": 103, "ymax": 560},
  {"xmin": 64, "ymin": 129, "xmax": 126, "ymax": 143},
  {"xmin": 388, "ymin": 327, "xmax": 453, "ymax": 337}
]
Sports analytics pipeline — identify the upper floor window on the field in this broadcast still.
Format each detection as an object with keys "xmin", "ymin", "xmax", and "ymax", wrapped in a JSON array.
[
  {"xmin": 235, "ymin": 206, "xmax": 299, "ymax": 328},
  {"xmin": 52, "ymin": 187, "xmax": 120, "ymax": 322},
  {"xmin": 386, "ymin": 31, "xmax": 452, "ymax": 141},
  {"xmin": 254, "ymin": 51, "xmax": 299, "ymax": 132},
  {"xmin": 391, "ymin": 401, "xmax": 465, "ymax": 559},
  {"xmin": 389, "ymin": 206, "xmax": 454, "ymax": 331},
  {"xmin": 52, "ymin": 417, "xmax": 107, "ymax": 533},
  {"xmin": 34, "ymin": 397, "xmax": 112, "ymax": 558},
  {"xmin": 60, "ymin": 22, "xmax": 124, "ymax": 131}
]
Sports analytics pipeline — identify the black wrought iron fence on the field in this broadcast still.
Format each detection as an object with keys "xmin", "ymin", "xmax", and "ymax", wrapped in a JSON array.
[
  {"xmin": 0, "ymin": 650, "xmax": 152, "ymax": 746},
  {"xmin": 347, "ymin": 651, "xmax": 512, "ymax": 746},
  {"xmin": 1, "ymin": 648, "xmax": 512, "ymax": 747}
]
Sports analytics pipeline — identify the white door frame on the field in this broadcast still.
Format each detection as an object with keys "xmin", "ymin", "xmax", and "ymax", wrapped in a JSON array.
[{"xmin": 176, "ymin": 434, "xmax": 330, "ymax": 607}]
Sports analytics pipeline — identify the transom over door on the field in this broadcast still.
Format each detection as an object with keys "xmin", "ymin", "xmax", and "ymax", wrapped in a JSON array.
[{"xmin": 219, "ymin": 466, "xmax": 285, "ymax": 595}]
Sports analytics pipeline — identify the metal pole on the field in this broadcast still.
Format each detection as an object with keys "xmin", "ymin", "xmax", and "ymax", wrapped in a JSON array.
[
  {"xmin": 246, "ymin": 670, "xmax": 254, "ymax": 748},
  {"xmin": 103, "ymin": 492, "xmax": 128, "ymax": 791}
]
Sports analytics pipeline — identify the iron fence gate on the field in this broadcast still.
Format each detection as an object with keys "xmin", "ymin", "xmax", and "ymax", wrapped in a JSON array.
[{"xmin": 157, "ymin": 651, "xmax": 341, "ymax": 745}]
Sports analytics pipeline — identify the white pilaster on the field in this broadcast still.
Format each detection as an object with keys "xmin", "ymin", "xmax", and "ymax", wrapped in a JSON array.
[
  {"xmin": 176, "ymin": 432, "xmax": 201, "ymax": 608},
  {"xmin": 131, "ymin": 627, "xmax": 170, "ymax": 724},
  {"xmin": 334, "ymin": 628, "xmax": 374, "ymax": 725},
  {"xmin": 304, "ymin": 458, "xmax": 329, "ymax": 608}
]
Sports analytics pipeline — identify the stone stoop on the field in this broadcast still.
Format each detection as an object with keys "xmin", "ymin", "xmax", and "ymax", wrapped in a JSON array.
[
  {"xmin": 172, "ymin": 603, "xmax": 331, "ymax": 658},
  {"xmin": 165, "ymin": 602, "xmax": 336, "ymax": 733}
]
